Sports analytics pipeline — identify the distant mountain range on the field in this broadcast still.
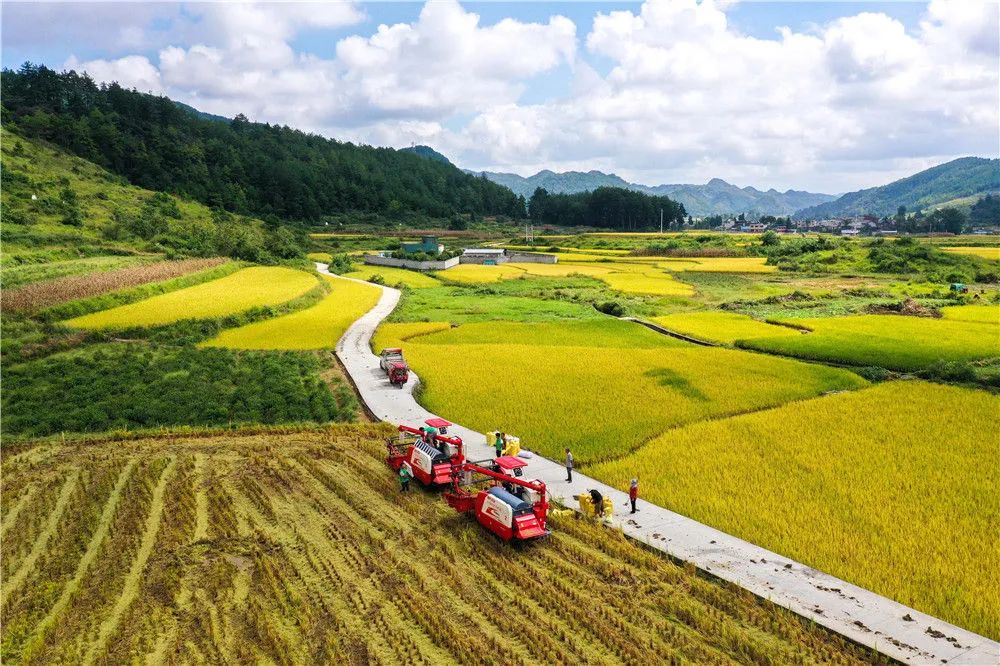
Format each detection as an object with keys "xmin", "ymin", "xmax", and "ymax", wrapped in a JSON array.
[
  {"xmin": 398, "ymin": 145, "xmax": 1000, "ymax": 219},
  {"xmin": 794, "ymin": 157, "xmax": 1000, "ymax": 219},
  {"xmin": 462, "ymin": 167, "xmax": 836, "ymax": 217}
]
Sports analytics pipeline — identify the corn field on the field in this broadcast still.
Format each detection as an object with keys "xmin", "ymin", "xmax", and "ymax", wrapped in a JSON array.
[{"xmin": 0, "ymin": 427, "xmax": 882, "ymax": 665}]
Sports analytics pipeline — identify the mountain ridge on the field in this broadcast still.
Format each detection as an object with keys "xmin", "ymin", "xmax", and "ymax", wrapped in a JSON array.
[
  {"xmin": 463, "ymin": 168, "xmax": 835, "ymax": 216},
  {"xmin": 794, "ymin": 157, "xmax": 1000, "ymax": 219}
]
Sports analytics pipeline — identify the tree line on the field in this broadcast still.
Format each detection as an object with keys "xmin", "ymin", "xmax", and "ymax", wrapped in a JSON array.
[
  {"xmin": 1, "ymin": 64, "xmax": 527, "ymax": 223},
  {"xmin": 528, "ymin": 186, "xmax": 686, "ymax": 230}
]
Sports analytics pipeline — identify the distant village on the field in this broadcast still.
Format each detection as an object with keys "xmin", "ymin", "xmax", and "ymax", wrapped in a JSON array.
[{"xmin": 710, "ymin": 213, "xmax": 997, "ymax": 236}]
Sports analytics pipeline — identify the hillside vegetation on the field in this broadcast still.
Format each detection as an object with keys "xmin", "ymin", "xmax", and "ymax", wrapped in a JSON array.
[
  {"xmin": 796, "ymin": 157, "xmax": 999, "ymax": 219},
  {"xmin": 0, "ymin": 427, "xmax": 883, "ymax": 665},
  {"xmin": 1, "ymin": 64, "xmax": 525, "ymax": 223},
  {"xmin": 0, "ymin": 128, "xmax": 305, "ymax": 269}
]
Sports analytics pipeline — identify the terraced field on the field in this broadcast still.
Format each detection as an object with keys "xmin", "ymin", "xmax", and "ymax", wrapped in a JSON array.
[
  {"xmin": 64, "ymin": 267, "xmax": 318, "ymax": 330},
  {"xmin": 203, "ymin": 275, "xmax": 380, "ymax": 350},
  {"xmin": 592, "ymin": 381, "xmax": 1000, "ymax": 639},
  {"xmin": 0, "ymin": 428, "xmax": 883, "ymax": 665}
]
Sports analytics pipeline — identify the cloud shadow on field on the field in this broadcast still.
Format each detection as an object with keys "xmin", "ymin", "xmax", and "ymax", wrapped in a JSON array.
[{"xmin": 644, "ymin": 367, "xmax": 709, "ymax": 402}]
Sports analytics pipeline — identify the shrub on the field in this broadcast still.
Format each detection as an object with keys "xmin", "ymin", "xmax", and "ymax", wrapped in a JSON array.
[{"xmin": 595, "ymin": 301, "xmax": 625, "ymax": 317}]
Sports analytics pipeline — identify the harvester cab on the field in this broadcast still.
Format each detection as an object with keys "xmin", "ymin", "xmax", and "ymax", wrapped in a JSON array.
[
  {"xmin": 444, "ymin": 462, "xmax": 550, "ymax": 542},
  {"xmin": 386, "ymin": 423, "xmax": 464, "ymax": 487}
]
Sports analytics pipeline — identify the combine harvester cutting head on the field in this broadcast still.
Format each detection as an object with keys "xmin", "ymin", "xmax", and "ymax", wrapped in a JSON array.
[
  {"xmin": 386, "ymin": 420, "xmax": 464, "ymax": 487},
  {"xmin": 444, "ymin": 462, "xmax": 550, "ymax": 542}
]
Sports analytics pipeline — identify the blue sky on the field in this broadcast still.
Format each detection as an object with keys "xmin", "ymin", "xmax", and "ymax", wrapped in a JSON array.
[{"xmin": 2, "ymin": 1, "xmax": 997, "ymax": 192}]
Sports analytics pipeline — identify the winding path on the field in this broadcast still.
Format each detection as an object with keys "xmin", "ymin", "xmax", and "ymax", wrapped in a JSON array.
[{"xmin": 323, "ymin": 263, "xmax": 998, "ymax": 665}]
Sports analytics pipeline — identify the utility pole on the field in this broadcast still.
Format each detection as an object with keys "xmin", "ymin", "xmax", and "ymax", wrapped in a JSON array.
[{"xmin": 660, "ymin": 208, "xmax": 663, "ymax": 234}]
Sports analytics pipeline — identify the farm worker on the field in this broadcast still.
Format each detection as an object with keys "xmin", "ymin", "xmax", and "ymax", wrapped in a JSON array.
[
  {"xmin": 629, "ymin": 479, "xmax": 639, "ymax": 514},
  {"xmin": 495, "ymin": 432, "xmax": 506, "ymax": 458},
  {"xmin": 399, "ymin": 462, "xmax": 412, "ymax": 492},
  {"xmin": 589, "ymin": 489, "xmax": 605, "ymax": 517},
  {"xmin": 565, "ymin": 448, "xmax": 574, "ymax": 483}
]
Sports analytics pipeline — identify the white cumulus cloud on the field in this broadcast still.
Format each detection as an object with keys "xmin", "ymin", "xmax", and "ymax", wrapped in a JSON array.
[{"xmin": 52, "ymin": 0, "xmax": 1000, "ymax": 192}]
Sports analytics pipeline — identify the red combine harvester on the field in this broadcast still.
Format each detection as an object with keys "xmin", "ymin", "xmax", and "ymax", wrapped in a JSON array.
[
  {"xmin": 386, "ymin": 421, "xmax": 465, "ymax": 487},
  {"xmin": 444, "ymin": 462, "xmax": 549, "ymax": 542}
]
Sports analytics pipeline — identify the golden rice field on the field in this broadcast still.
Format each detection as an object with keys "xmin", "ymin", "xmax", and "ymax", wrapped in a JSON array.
[
  {"xmin": 202, "ymin": 276, "xmax": 380, "ymax": 350},
  {"xmin": 940, "ymin": 246, "xmax": 1000, "ymax": 260},
  {"xmin": 596, "ymin": 270, "xmax": 694, "ymax": 296},
  {"xmin": 591, "ymin": 381, "xmax": 1000, "ymax": 640},
  {"xmin": 652, "ymin": 312, "xmax": 802, "ymax": 345},
  {"xmin": 0, "ymin": 428, "xmax": 880, "ymax": 665},
  {"xmin": 438, "ymin": 261, "xmax": 693, "ymax": 296},
  {"xmin": 667, "ymin": 257, "xmax": 776, "ymax": 273},
  {"xmin": 505, "ymin": 262, "xmax": 614, "ymax": 277},
  {"xmin": 380, "ymin": 319, "xmax": 866, "ymax": 462},
  {"xmin": 373, "ymin": 321, "xmax": 452, "ymax": 349},
  {"xmin": 940, "ymin": 304, "xmax": 1000, "ymax": 324},
  {"xmin": 64, "ymin": 267, "xmax": 318, "ymax": 330},
  {"xmin": 342, "ymin": 265, "xmax": 441, "ymax": 288},
  {"xmin": 740, "ymin": 313, "xmax": 1000, "ymax": 370},
  {"xmin": 437, "ymin": 264, "xmax": 527, "ymax": 283}
]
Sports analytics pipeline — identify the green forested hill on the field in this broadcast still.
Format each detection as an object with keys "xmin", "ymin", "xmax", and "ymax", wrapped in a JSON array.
[
  {"xmin": 1, "ymin": 64, "xmax": 525, "ymax": 223},
  {"xmin": 795, "ymin": 157, "xmax": 999, "ymax": 219},
  {"xmin": 1, "ymin": 128, "xmax": 301, "ymax": 272}
]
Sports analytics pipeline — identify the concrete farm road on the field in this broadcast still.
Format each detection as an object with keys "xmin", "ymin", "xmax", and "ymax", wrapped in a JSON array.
[{"xmin": 320, "ymin": 263, "xmax": 999, "ymax": 666}]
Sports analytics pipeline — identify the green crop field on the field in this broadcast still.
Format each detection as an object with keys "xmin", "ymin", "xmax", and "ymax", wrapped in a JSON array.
[
  {"xmin": 376, "ymin": 319, "xmax": 866, "ymax": 463},
  {"xmin": 203, "ymin": 276, "xmax": 381, "ymax": 350},
  {"xmin": 739, "ymin": 313, "xmax": 999, "ymax": 370},
  {"xmin": 63, "ymin": 267, "xmax": 318, "ymax": 330},
  {"xmin": 591, "ymin": 381, "xmax": 1000, "ymax": 640},
  {"xmin": 2, "ymin": 345, "xmax": 357, "ymax": 438}
]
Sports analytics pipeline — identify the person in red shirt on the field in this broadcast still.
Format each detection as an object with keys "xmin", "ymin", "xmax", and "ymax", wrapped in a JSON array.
[{"xmin": 628, "ymin": 478, "xmax": 639, "ymax": 514}]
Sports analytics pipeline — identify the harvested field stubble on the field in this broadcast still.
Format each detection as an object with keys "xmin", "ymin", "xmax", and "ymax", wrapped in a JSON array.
[
  {"xmin": 0, "ymin": 428, "xmax": 884, "ymax": 664},
  {"xmin": 3, "ymin": 258, "xmax": 230, "ymax": 313},
  {"xmin": 591, "ymin": 381, "xmax": 1000, "ymax": 640}
]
